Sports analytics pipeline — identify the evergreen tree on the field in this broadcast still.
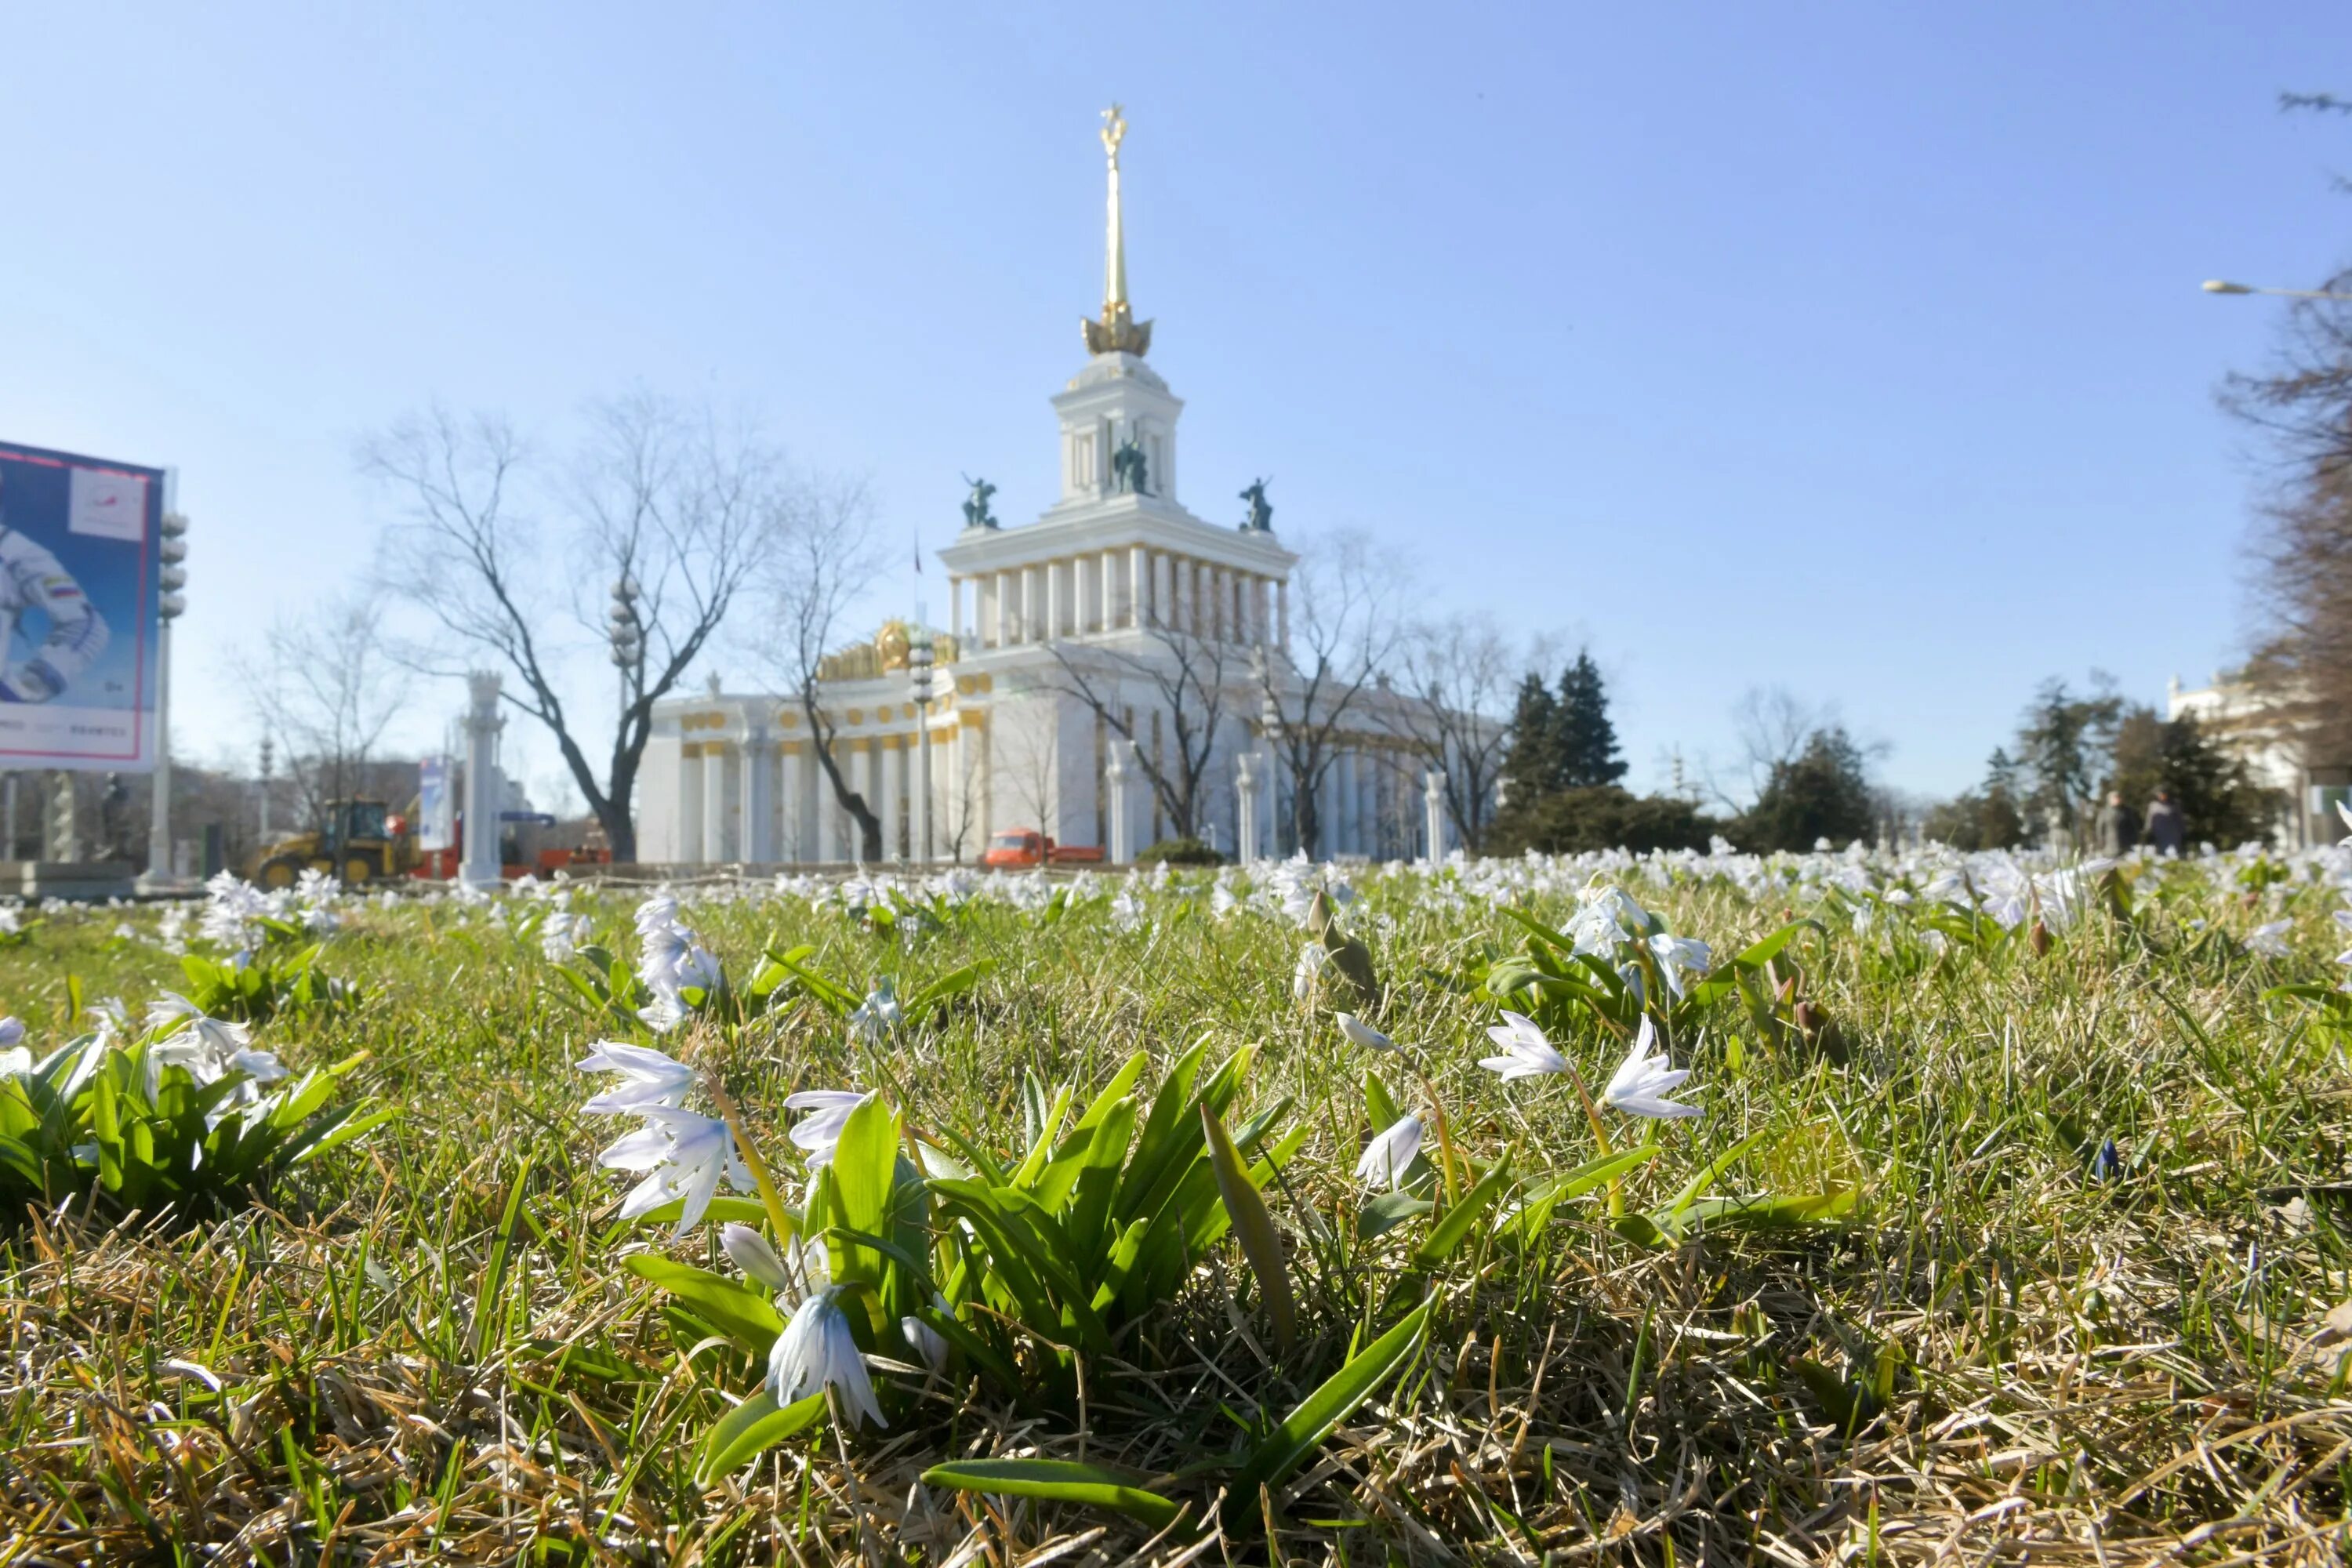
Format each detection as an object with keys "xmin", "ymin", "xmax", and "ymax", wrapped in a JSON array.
[
  {"xmin": 1497, "ymin": 672, "xmax": 1564, "ymax": 807},
  {"xmin": 1554, "ymin": 652, "xmax": 1628, "ymax": 789},
  {"xmin": 1737, "ymin": 727, "xmax": 1875, "ymax": 851}
]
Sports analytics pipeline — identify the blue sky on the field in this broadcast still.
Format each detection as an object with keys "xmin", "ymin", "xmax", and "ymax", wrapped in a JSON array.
[{"xmin": 5, "ymin": 3, "xmax": 2347, "ymax": 809}]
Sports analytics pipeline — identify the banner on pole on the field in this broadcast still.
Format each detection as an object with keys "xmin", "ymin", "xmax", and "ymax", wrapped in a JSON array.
[
  {"xmin": 0, "ymin": 438, "xmax": 165, "ymax": 770},
  {"xmin": 418, "ymin": 756, "xmax": 456, "ymax": 851}
]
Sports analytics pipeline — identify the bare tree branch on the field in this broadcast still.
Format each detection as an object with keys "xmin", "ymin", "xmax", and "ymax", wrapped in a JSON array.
[
  {"xmin": 1258, "ymin": 528, "xmax": 1408, "ymax": 856},
  {"xmin": 361, "ymin": 394, "xmax": 781, "ymax": 862}
]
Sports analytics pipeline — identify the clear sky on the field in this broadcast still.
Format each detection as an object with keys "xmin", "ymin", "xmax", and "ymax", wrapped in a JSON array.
[{"xmin": 5, "ymin": 3, "xmax": 2347, "ymax": 810}]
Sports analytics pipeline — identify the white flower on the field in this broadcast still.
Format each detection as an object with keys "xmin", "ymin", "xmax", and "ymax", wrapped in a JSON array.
[
  {"xmin": 540, "ymin": 911, "xmax": 591, "ymax": 964},
  {"xmin": 785, "ymin": 1089, "xmax": 868, "ymax": 1167},
  {"xmin": 1646, "ymin": 933, "xmax": 1712, "ymax": 999},
  {"xmin": 599, "ymin": 1106, "xmax": 746, "ymax": 1235},
  {"xmin": 1356, "ymin": 1112, "xmax": 1424, "ymax": 1191},
  {"xmin": 1291, "ymin": 943, "xmax": 1327, "ymax": 1002},
  {"xmin": 848, "ymin": 978, "xmax": 903, "ymax": 1044},
  {"xmin": 766, "ymin": 1289, "xmax": 886, "ymax": 1429},
  {"xmin": 575, "ymin": 1041, "xmax": 695, "ymax": 1114},
  {"xmin": 1334, "ymin": 1012, "xmax": 1396, "ymax": 1052},
  {"xmin": 2247, "ymin": 920, "xmax": 2293, "ymax": 958},
  {"xmin": 721, "ymin": 1221, "xmax": 829, "ymax": 1299},
  {"xmin": 1479, "ymin": 1011, "xmax": 1567, "ymax": 1080},
  {"xmin": 1602, "ymin": 1017, "xmax": 1700, "ymax": 1120},
  {"xmin": 140, "ymin": 993, "xmax": 285, "ymax": 1110},
  {"xmin": 901, "ymin": 1297, "xmax": 952, "ymax": 1374},
  {"xmin": 723, "ymin": 1221, "xmax": 796, "ymax": 1291}
]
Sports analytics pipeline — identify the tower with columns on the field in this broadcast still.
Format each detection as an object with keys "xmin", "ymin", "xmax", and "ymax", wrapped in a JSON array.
[{"xmin": 633, "ymin": 108, "xmax": 1465, "ymax": 868}]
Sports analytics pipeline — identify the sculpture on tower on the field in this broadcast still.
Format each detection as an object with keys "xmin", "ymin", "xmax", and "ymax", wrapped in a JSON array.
[
  {"xmin": 960, "ymin": 474, "xmax": 1000, "ymax": 530},
  {"xmin": 1081, "ymin": 104, "xmax": 1155, "ymax": 358},
  {"xmin": 1239, "ymin": 477, "xmax": 1274, "ymax": 532},
  {"xmin": 1111, "ymin": 433, "xmax": 1150, "ymax": 496}
]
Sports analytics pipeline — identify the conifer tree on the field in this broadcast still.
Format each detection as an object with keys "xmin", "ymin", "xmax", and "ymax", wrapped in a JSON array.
[
  {"xmin": 1497, "ymin": 672, "xmax": 1564, "ymax": 806},
  {"xmin": 1555, "ymin": 652, "xmax": 1628, "ymax": 789}
]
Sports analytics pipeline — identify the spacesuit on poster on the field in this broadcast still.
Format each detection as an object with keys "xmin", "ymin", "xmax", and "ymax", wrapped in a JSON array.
[{"xmin": 0, "ymin": 466, "xmax": 110, "ymax": 703}]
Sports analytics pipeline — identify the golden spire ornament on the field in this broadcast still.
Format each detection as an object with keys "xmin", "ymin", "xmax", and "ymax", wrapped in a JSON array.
[{"xmin": 1083, "ymin": 103, "xmax": 1153, "ymax": 356}]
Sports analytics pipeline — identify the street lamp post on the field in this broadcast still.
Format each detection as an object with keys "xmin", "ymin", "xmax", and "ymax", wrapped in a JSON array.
[
  {"xmin": 144, "ymin": 505, "xmax": 190, "ymax": 886},
  {"xmin": 2202, "ymin": 279, "xmax": 2352, "ymax": 302},
  {"xmin": 908, "ymin": 628, "xmax": 935, "ymax": 867},
  {"xmin": 258, "ymin": 736, "xmax": 274, "ymax": 841},
  {"xmin": 1254, "ymin": 644, "xmax": 1287, "ymax": 855}
]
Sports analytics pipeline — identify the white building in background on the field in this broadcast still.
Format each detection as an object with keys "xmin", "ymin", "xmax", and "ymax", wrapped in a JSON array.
[
  {"xmin": 635, "ymin": 108, "xmax": 1458, "ymax": 868},
  {"xmin": 2166, "ymin": 670, "xmax": 2348, "ymax": 848}
]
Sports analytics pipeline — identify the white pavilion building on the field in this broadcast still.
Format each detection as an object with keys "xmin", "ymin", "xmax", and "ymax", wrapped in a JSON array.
[{"xmin": 635, "ymin": 111, "xmax": 1451, "ymax": 867}]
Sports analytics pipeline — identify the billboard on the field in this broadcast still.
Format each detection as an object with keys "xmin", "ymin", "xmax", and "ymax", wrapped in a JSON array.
[
  {"xmin": 0, "ymin": 438, "xmax": 165, "ymax": 771},
  {"xmin": 418, "ymin": 756, "xmax": 456, "ymax": 851}
]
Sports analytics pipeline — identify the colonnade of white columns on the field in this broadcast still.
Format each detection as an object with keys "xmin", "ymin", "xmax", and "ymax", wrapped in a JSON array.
[
  {"xmin": 679, "ymin": 719, "xmax": 981, "ymax": 866},
  {"xmin": 947, "ymin": 551, "xmax": 1287, "ymax": 651}
]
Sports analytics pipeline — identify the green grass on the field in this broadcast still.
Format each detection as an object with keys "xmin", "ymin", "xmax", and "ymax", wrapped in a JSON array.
[{"xmin": 2, "ymin": 851, "xmax": 2350, "ymax": 1564}]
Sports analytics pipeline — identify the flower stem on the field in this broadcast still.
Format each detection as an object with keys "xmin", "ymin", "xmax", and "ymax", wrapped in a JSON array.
[
  {"xmin": 703, "ymin": 1070, "xmax": 797, "ymax": 1246},
  {"xmin": 1403, "ymin": 1051, "xmax": 1463, "ymax": 1208}
]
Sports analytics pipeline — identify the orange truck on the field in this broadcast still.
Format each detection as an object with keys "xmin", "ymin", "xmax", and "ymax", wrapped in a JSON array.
[{"xmin": 980, "ymin": 828, "xmax": 1107, "ymax": 869}]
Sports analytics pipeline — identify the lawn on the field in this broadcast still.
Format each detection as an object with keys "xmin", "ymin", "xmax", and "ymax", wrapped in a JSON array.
[{"xmin": 2, "ymin": 847, "xmax": 2349, "ymax": 1565}]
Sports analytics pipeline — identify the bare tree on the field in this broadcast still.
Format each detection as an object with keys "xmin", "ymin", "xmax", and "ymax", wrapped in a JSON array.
[
  {"xmin": 993, "ymin": 699, "xmax": 1062, "ymax": 837},
  {"xmin": 1728, "ymin": 685, "xmax": 1830, "ymax": 805},
  {"xmin": 1393, "ymin": 611, "xmax": 1530, "ymax": 854},
  {"xmin": 1256, "ymin": 528, "xmax": 1408, "ymax": 856},
  {"xmin": 235, "ymin": 593, "xmax": 405, "ymax": 826},
  {"xmin": 752, "ymin": 478, "xmax": 889, "ymax": 861},
  {"xmin": 361, "ymin": 394, "xmax": 779, "ymax": 862},
  {"xmin": 941, "ymin": 729, "xmax": 985, "ymax": 862},
  {"xmin": 1041, "ymin": 613, "xmax": 1241, "ymax": 842}
]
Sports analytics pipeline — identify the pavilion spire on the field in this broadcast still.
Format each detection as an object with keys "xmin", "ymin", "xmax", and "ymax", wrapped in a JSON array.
[{"xmin": 1083, "ymin": 103, "xmax": 1153, "ymax": 357}]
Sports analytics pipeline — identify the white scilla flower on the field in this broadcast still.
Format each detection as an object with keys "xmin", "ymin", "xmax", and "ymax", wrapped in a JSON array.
[
  {"xmin": 575, "ymin": 1041, "xmax": 695, "ymax": 1114},
  {"xmin": 1334, "ymin": 1012, "xmax": 1395, "ymax": 1052},
  {"xmin": 1356, "ymin": 1113, "xmax": 1424, "ymax": 1192},
  {"xmin": 766, "ymin": 1289, "xmax": 885, "ymax": 1429},
  {"xmin": 785, "ymin": 1089, "xmax": 868, "ymax": 1167},
  {"xmin": 1480, "ymin": 1011, "xmax": 1567, "ymax": 1081},
  {"xmin": 1602, "ymin": 1016, "xmax": 1700, "ymax": 1120},
  {"xmin": 600, "ymin": 1106, "xmax": 746, "ymax": 1235}
]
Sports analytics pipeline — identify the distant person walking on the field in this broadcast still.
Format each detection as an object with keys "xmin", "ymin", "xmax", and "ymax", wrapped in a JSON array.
[
  {"xmin": 2143, "ymin": 786, "xmax": 2185, "ymax": 856},
  {"xmin": 2096, "ymin": 789, "xmax": 2140, "ymax": 858}
]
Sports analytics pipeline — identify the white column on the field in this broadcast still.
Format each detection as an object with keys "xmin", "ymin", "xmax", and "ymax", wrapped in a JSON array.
[
  {"xmin": 1425, "ymin": 770, "xmax": 1447, "ymax": 862},
  {"xmin": 703, "ymin": 740, "xmax": 731, "ymax": 863},
  {"xmin": 460, "ymin": 671, "xmax": 504, "ymax": 888},
  {"xmin": 993, "ymin": 570, "xmax": 1011, "ymax": 647},
  {"xmin": 778, "ymin": 743, "xmax": 800, "ymax": 863},
  {"xmin": 744, "ymin": 731, "xmax": 775, "ymax": 862},
  {"xmin": 1128, "ymin": 545, "xmax": 1147, "ymax": 628},
  {"xmin": 948, "ymin": 577, "xmax": 964, "ymax": 646},
  {"xmin": 913, "ymin": 719, "xmax": 932, "ymax": 866},
  {"xmin": 1174, "ymin": 557, "xmax": 1192, "ymax": 637},
  {"xmin": 1096, "ymin": 550, "xmax": 1113, "ymax": 632},
  {"xmin": 1106, "ymin": 740, "xmax": 1132, "ymax": 863},
  {"xmin": 1021, "ymin": 564, "xmax": 1040, "ymax": 642},
  {"xmin": 815, "ymin": 745, "xmax": 839, "ymax": 862},
  {"xmin": 880, "ymin": 737, "xmax": 904, "ymax": 860},
  {"xmin": 1277, "ymin": 580, "xmax": 1290, "ymax": 648},
  {"xmin": 1152, "ymin": 553, "xmax": 1172, "ymax": 628},
  {"xmin": 1235, "ymin": 751, "xmax": 1258, "ymax": 864},
  {"xmin": 850, "ymin": 742, "xmax": 875, "ymax": 860},
  {"xmin": 1045, "ymin": 559, "xmax": 1063, "ymax": 642}
]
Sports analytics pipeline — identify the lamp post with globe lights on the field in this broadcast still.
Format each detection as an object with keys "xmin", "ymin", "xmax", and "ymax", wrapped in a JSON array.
[
  {"xmin": 143, "ymin": 505, "xmax": 189, "ymax": 886},
  {"xmin": 608, "ymin": 577, "xmax": 643, "ymax": 689}
]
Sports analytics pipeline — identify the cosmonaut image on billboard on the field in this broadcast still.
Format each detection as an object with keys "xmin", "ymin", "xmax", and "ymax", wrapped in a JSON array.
[{"xmin": 0, "ymin": 438, "xmax": 164, "ymax": 769}]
